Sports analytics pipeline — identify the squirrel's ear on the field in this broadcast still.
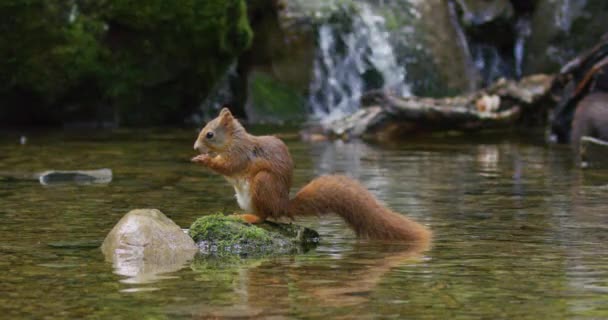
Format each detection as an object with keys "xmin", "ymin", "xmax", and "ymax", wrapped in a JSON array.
[
  {"xmin": 219, "ymin": 107, "xmax": 233, "ymax": 125},
  {"xmin": 219, "ymin": 107, "xmax": 232, "ymax": 117}
]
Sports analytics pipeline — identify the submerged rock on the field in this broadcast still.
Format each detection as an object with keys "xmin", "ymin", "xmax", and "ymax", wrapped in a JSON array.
[
  {"xmin": 569, "ymin": 93, "xmax": 608, "ymax": 157},
  {"xmin": 101, "ymin": 209, "xmax": 198, "ymax": 283},
  {"xmin": 0, "ymin": 168, "xmax": 113, "ymax": 184},
  {"xmin": 580, "ymin": 136, "xmax": 608, "ymax": 169},
  {"xmin": 48, "ymin": 240, "xmax": 102, "ymax": 249},
  {"xmin": 38, "ymin": 168, "xmax": 112, "ymax": 185},
  {"xmin": 188, "ymin": 214, "xmax": 320, "ymax": 257}
]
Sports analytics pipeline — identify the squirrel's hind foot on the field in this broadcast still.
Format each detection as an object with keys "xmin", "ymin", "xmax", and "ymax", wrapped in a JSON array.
[{"xmin": 236, "ymin": 213, "xmax": 262, "ymax": 224}]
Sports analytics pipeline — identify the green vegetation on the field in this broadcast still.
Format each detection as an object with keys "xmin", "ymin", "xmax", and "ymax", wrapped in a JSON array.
[
  {"xmin": 0, "ymin": 0, "xmax": 252, "ymax": 125},
  {"xmin": 189, "ymin": 214, "xmax": 273, "ymax": 245},
  {"xmin": 188, "ymin": 214, "xmax": 319, "ymax": 257},
  {"xmin": 247, "ymin": 72, "xmax": 307, "ymax": 123}
]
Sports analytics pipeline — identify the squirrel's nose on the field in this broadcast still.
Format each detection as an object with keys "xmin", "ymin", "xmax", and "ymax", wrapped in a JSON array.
[{"xmin": 193, "ymin": 140, "xmax": 201, "ymax": 151}]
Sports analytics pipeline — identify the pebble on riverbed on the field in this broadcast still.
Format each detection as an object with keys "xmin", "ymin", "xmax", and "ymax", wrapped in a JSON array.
[{"xmin": 38, "ymin": 169, "xmax": 113, "ymax": 185}]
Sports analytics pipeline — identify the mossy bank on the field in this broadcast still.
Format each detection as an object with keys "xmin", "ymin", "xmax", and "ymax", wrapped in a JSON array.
[{"xmin": 0, "ymin": 0, "xmax": 253, "ymax": 126}]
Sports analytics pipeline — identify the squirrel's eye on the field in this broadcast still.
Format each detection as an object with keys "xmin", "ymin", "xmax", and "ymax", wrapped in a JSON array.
[{"xmin": 206, "ymin": 131, "xmax": 214, "ymax": 139}]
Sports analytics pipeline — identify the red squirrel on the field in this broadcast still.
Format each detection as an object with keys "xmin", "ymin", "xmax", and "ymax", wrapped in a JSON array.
[{"xmin": 192, "ymin": 108, "xmax": 431, "ymax": 242}]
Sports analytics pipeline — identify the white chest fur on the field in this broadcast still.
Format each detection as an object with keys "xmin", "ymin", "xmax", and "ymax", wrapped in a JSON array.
[{"xmin": 225, "ymin": 177, "xmax": 253, "ymax": 212}]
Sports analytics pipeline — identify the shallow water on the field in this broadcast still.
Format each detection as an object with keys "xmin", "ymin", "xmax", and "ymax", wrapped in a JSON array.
[{"xmin": 1, "ymin": 128, "xmax": 607, "ymax": 319}]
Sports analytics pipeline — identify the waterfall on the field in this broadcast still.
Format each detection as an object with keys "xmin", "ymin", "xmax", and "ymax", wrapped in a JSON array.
[
  {"xmin": 514, "ymin": 18, "xmax": 531, "ymax": 78},
  {"xmin": 308, "ymin": 3, "xmax": 411, "ymax": 123},
  {"xmin": 555, "ymin": 0, "xmax": 587, "ymax": 32}
]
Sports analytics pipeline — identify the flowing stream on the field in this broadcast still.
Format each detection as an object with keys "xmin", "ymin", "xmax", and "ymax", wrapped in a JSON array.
[
  {"xmin": 308, "ymin": 3, "xmax": 411, "ymax": 122},
  {"xmin": 1, "ymin": 128, "xmax": 607, "ymax": 319}
]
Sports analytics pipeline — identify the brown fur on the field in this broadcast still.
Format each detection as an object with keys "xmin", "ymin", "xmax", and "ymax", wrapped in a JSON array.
[
  {"xmin": 288, "ymin": 175, "xmax": 431, "ymax": 242},
  {"xmin": 571, "ymin": 92, "xmax": 608, "ymax": 155},
  {"xmin": 193, "ymin": 108, "xmax": 431, "ymax": 243}
]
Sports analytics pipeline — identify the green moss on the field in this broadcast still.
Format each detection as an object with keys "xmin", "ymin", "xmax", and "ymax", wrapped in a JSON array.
[
  {"xmin": 221, "ymin": 0, "xmax": 253, "ymax": 53},
  {"xmin": 188, "ymin": 214, "xmax": 319, "ymax": 257},
  {"xmin": 248, "ymin": 72, "xmax": 307, "ymax": 123},
  {"xmin": 189, "ymin": 214, "xmax": 273, "ymax": 249},
  {"xmin": 0, "ymin": 0, "xmax": 254, "ymax": 125}
]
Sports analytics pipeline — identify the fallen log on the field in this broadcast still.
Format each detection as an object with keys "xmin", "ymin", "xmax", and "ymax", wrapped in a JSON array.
[{"xmin": 313, "ymin": 74, "xmax": 553, "ymax": 140}]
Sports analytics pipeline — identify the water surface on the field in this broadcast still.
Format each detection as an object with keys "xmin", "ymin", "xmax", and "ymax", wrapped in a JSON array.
[{"xmin": 1, "ymin": 129, "xmax": 607, "ymax": 319}]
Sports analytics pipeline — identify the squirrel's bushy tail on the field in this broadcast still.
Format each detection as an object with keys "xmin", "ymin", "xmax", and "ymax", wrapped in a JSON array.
[{"xmin": 287, "ymin": 175, "xmax": 431, "ymax": 242}]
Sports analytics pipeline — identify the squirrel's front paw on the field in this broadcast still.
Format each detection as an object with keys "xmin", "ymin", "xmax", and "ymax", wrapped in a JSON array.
[{"xmin": 191, "ymin": 154, "xmax": 211, "ymax": 165}]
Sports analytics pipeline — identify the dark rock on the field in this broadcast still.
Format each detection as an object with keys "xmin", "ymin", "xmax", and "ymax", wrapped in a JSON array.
[
  {"xmin": 0, "ymin": 168, "xmax": 112, "ymax": 185},
  {"xmin": 580, "ymin": 136, "xmax": 608, "ymax": 169},
  {"xmin": 525, "ymin": 1, "xmax": 608, "ymax": 75},
  {"xmin": 38, "ymin": 169, "xmax": 112, "ymax": 185}
]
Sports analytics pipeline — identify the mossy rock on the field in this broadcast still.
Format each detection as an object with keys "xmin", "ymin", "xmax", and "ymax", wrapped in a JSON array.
[
  {"xmin": 188, "ymin": 214, "xmax": 319, "ymax": 257},
  {"xmin": 245, "ymin": 72, "xmax": 307, "ymax": 124}
]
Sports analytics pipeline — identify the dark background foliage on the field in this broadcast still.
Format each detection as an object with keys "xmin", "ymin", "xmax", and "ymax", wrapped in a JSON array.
[{"xmin": 0, "ymin": 0, "xmax": 252, "ymax": 126}]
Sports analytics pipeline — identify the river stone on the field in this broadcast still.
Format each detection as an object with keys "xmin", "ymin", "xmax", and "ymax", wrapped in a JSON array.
[
  {"xmin": 101, "ymin": 209, "xmax": 197, "ymax": 282},
  {"xmin": 188, "ymin": 214, "xmax": 320, "ymax": 257},
  {"xmin": 38, "ymin": 168, "xmax": 112, "ymax": 185},
  {"xmin": 580, "ymin": 136, "xmax": 608, "ymax": 169}
]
